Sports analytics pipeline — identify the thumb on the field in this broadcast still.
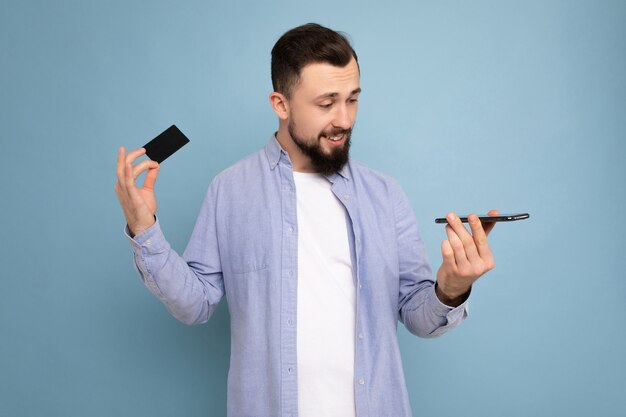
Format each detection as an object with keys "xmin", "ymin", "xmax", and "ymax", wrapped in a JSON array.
[{"xmin": 143, "ymin": 162, "xmax": 160, "ymax": 190}]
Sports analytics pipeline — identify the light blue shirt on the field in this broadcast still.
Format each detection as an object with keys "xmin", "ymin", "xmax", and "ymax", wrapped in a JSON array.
[{"xmin": 126, "ymin": 135, "xmax": 469, "ymax": 417}]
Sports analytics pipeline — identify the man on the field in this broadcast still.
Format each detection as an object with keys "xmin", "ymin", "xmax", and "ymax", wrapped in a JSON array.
[{"xmin": 115, "ymin": 23, "xmax": 497, "ymax": 417}]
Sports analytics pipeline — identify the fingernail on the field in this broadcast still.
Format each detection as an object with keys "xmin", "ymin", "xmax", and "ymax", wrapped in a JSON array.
[{"xmin": 447, "ymin": 213, "xmax": 455, "ymax": 221}]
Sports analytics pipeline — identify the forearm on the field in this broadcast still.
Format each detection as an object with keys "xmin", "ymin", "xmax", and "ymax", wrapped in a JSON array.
[{"xmin": 126, "ymin": 219, "xmax": 223, "ymax": 325}]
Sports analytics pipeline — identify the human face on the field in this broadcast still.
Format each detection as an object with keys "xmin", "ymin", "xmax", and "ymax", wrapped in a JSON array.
[{"xmin": 285, "ymin": 58, "xmax": 360, "ymax": 174}]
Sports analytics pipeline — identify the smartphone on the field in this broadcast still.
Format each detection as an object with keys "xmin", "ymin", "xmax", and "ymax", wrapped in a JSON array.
[
  {"xmin": 435, "ymin": 213, "xmax": 529, "ymax": 224},
  {"xmin": 143, "ymin": 124, "xmax": 190, "ymax": 163}
]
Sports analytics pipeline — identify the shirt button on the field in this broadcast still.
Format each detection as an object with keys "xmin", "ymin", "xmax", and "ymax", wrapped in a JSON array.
[
  {"xmin": 358, "ymin": 333, "xmax": 364, "ymax": 340},
  {"xmin": 344, "ymin": 194, "xmax": 350, "ymax": 200},
  {"xmin": 288, "ymin": 319, "xmax": 293, "ymax": 326},
  {"xmin": 359, "ymin": 283, "xmax": 362, "ymax": 290},
  {"xmin": 288, "ymin": 226, "xmax": 294, "ymax": 233},
  {"xmin": 145, "ymin": 239, "xmax": 151, "ymax": 246},
  {"xmin": 288, "ymin": 367, "xmax": 292, "ymax": 374},
  {"xmin": 359, "ymin": 378, "xmax": 365, "ymax": 385}
]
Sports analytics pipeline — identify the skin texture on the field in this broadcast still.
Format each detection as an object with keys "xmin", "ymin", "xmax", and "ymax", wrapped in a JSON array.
[{"xmin": 115, "ymin": 56, "xmax": 498, "ymax": 306}]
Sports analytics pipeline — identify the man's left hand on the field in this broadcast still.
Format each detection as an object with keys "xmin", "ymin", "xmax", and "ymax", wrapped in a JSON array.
[{"xmin": 435, "ymin": 210, "xmax": 499, "ymax": 307}]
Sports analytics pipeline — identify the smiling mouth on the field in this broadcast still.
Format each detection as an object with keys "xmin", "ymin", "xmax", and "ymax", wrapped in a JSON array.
[
  {"xmin": 321, "ymin": 129, "xmax": 350, "ymax": 144},
  {"xmin": 325, "ymin": 133, "xmax": 344, "ymax": 142}
]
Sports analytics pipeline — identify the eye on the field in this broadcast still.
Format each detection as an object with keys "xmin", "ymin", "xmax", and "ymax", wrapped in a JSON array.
[
  {"xmin": 348, "ymin": 98, "xmax": 359, "ymax": 104},
  {"xmin": 319, "ymin": 103, "xmax": 332, "ymax": 109}
]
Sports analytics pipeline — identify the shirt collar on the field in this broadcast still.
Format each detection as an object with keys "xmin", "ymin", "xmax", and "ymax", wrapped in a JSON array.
[
  {"xmin": 264, "ymin": 133, "xmax": 351, "ymax": 181},
  {"xmin": 264, "ymin": 133, "xmax": 284, "ymax": 170}
]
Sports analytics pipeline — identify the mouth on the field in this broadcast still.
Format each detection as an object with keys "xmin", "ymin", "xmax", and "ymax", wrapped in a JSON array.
[{"xmin": 321, "ymin": 132, "xmax": 347, "ymax": 146}]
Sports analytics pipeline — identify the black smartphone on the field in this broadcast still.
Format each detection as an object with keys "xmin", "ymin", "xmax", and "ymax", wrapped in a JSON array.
[
  {"xmin": 435, "ymin": 213, "xmax": 530, "ymax": 224},
  {"xmin": 143, "ymin": 124, "xmax": 190, "ymax": 163}
]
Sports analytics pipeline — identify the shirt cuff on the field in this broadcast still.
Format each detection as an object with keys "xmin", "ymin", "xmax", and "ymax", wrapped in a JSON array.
[
  {"xmin": 429, "ymin": 284, "xmax": 470, "ymax": 324},
  {"xmin": 123, "ymin": 216, "xmax": 172, "ymax": 299},
  {"xmin": 123, "ymin": 217, "xmax": 169, "ymax": 254}
]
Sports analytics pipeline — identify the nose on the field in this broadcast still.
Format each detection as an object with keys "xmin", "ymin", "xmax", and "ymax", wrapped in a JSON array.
[{"xmin": 332, "ymin": 104, "xmax": 352, "ymax": 130}]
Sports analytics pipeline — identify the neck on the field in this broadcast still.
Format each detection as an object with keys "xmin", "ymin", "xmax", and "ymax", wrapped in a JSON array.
[{"xmin": 275, "ymin": 127, "xmax": 317, "ymax": 173}]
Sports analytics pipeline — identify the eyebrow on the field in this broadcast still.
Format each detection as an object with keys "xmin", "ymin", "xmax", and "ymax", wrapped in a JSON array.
[{"xmin": 314, "ymin": 87, "xmax": 362, "ymax": 100}]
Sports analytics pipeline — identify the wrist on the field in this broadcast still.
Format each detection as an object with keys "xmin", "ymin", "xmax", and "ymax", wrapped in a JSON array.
[
  {"xmin": 435, "ymin": 282, "xmax": 471, "ymax": 307},
  {"xmin": 129, "ymin": 215, "xmax": 156, "ymax": 238}
]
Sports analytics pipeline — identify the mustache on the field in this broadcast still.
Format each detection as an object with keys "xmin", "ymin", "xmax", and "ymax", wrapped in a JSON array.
[{"xmin": 320, "ymin": 128, "xmax": 352, "ymax": 138}]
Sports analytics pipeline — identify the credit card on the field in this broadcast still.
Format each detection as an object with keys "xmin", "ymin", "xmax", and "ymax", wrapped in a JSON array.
[{"xmin": 143, "ymin": 124, "xmax": 190, "ymax": 163}]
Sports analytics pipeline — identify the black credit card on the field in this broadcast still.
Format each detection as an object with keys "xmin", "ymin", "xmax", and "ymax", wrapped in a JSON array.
[{"xmin": 143, "ymin": 124, "xmax": 190, "ymax": 163}]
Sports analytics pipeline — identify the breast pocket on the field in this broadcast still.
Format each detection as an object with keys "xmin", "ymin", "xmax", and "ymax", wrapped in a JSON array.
[{"xmin": 225, "ymin": 207, "xmax": 272, "ymax": 274}]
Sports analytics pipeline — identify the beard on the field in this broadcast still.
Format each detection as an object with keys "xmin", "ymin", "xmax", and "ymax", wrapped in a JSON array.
[{"xmin": 287, "ymin": 120, "xmax": 352, "ymax": 176}]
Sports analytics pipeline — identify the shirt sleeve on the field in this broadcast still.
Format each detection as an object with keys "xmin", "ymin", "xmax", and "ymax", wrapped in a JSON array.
[
  {"xmin": 124, "ymin": 180, "xmax": 225, "ymax": 325},
  {"xmin": 390, "ymin": 180, "xmax": 469, "ymax": 338}
]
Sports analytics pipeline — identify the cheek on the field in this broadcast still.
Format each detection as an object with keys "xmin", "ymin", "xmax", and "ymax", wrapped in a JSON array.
[
  {"xmin": 301, "ymin": 113, "xmax": 330, "ymax": 136},
  {"xmin": 350, "ymin": 105, "xmax": 359, "ymax": 122}
]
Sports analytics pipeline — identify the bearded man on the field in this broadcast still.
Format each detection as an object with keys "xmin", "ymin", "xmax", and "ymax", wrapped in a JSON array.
[{"xmin": 114, "ymin": 23, "xmax": 498, "ymax": 417}]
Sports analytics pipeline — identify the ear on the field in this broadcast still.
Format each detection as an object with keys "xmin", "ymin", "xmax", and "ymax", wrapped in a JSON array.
[{"xmin": 269, "ymin": 92, "xmax": 289, "ymax": 121}]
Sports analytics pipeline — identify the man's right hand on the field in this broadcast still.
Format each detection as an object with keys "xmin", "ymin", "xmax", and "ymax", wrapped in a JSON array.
[{"xmin": 114, "ymin": 147, "xmax": 160, "ymax": 237}]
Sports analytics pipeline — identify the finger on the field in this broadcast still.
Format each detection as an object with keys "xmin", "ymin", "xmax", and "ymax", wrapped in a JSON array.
[
  {"xmin": 143, "ymin": 162, "xmax": 160, "ymax": 190},
  {"xmin": 124, "ymin": 159, "xmax": 148, "ymax": 208},
  {"xmin": 445, "ymin": 224, "xmax": 470, "ymax": 268},
  {"xmin": 131, "ymin": 160, "xmax": 159, "ymax": 182},
  {"xmin": 125, "ymin": 159, "xmax": 137, "ymax": 190},
  {"xmin": 116, "ymin": 147, "xmax": 127, "ymax": 191},
  {"xmin": 468, "ymin": 214, "xmax": 490, "ymax": 258},
  {"xmin": 446, "ymin": 213, "xmax": 480, "ymax": 263},
  {"xmin": 483, "ymin": 209, "xmax": 500, "ymax": 237},
  {"xmin": 441, "ymin": 239, "xmax": 455, "ymax": 269},
  {"xmin": 125, "ymin": 147, "xmax": 146, "ymax": 165}
]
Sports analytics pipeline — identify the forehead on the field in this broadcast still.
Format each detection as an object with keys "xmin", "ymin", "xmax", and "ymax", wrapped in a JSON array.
[{"xmin": 295, "ymin": 58, "xmax": 360, "ymax": 97}]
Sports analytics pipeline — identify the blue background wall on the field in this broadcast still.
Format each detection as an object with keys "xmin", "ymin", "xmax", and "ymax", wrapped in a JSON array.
[{"xmin": 1, "ymin": 1, "xmax": 625, "ymax": 416}]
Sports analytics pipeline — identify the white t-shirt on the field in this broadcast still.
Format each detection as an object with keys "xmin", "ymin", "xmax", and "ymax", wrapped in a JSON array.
[{"xmin": 293, "ymin": 172, "xmax": 356, "ymax": 417}]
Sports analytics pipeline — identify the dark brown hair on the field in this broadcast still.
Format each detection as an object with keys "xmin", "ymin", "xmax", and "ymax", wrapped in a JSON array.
[{"xmin": 271, "ymin": 23, "xmax": 358, "ymax": 98}]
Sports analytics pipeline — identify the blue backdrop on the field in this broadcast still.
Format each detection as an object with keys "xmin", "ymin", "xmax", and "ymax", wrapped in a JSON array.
[{"xmin": 1, "ymin": 1, "xmax": 625, "ymax": 416}]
